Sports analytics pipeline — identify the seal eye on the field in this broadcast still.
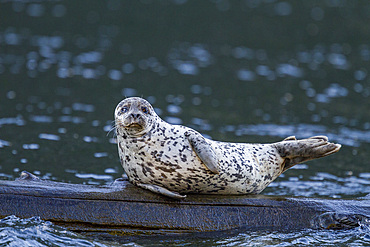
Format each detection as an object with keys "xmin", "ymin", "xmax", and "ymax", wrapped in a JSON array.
[
  {"xmin": 141, "ymin": 106, "xmax": 149, "ymax": 114},
  {"xmin": 121, "ymin": 106, "xmax": 128, "ymax": 113}
]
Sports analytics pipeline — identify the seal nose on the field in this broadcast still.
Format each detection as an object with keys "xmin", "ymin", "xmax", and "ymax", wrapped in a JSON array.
[{"xmin": 131, "ymin": 113, "xmax": 141, "ymax": 119}]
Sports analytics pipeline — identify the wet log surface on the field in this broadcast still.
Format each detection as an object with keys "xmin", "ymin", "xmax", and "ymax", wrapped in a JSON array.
[{"xmin": 0, "ymin": 172, "xmax": 369, "ymax": 239}]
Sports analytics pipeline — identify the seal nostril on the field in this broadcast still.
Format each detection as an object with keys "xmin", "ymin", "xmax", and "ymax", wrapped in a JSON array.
[{"xmin": 131, "ymin": 113, "xmax": 141, "ymax": 119}]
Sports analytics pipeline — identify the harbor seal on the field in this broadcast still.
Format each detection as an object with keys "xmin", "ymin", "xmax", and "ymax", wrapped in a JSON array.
[{"xmin": 114, "ymin": 97, "xmax": 341, "ymax": 199}]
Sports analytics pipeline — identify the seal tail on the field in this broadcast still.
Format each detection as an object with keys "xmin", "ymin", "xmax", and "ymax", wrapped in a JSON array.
[{"xmin": 274, "ymin": 136, "xmax": 341, "ymax": 172}]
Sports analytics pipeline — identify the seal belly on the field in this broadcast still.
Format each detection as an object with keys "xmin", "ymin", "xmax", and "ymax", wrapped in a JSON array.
[{"xmin": 207, "ymin": 141, "xmax": 285, "ymax": 194}]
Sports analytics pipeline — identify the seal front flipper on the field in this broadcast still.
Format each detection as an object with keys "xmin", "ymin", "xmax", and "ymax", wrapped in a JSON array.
[
  {"xmin": 185, "ymin": 130, "xmax": 220, "ymax": 174},
  {"xmin": 136, "ymin": 183, "xmax": 186, "ymax": 199}
]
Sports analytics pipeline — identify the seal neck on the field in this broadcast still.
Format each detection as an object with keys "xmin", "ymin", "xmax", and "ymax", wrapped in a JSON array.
[{"xmin": 126, "ymin": 128, "xmax": 151, "ymax": 139}]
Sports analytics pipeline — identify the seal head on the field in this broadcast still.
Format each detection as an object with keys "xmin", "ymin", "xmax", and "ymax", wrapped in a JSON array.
[{"xmin": 115, "ymin": 97, "xmax": 157, "ymax": 138}]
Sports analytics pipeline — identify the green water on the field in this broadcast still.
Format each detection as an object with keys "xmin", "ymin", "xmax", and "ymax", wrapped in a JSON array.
[{"xmin": 1, "ymin": 0, "xmax": 370, "ymax": 245}]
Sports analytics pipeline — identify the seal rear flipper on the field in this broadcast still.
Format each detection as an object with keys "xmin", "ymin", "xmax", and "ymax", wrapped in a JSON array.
[
  {"xmin": 136, "ymin": 183, "xmax": 186, "ymax": 199},
  {"xmin": 185, "ymin": 130, "xmax": 220, "ymax": 174},
  {"xmin": 275, "ymin": 135, "xmax": 341, "ymax": 172}
]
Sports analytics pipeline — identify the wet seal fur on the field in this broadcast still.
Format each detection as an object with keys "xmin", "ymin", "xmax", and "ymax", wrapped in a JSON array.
[{"xmin": 115, "ymin": 97, "xmax": 341, "ymax": 199}]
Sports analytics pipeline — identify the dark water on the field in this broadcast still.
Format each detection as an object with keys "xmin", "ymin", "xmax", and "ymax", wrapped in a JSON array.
[{"xmin": 1, "ymin": 0, "xmax": 370, "ymax": 245}]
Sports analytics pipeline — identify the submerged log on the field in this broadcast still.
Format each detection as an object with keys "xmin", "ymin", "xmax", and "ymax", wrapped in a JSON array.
[{"xmin": 0, "ymin": 172, "xmax": 369, "ymax": 238}]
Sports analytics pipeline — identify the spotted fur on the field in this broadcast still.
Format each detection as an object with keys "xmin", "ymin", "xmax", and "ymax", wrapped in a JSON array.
[{"xmin": 115, "ymin": 97, "xmax": 341, "ymax": 198}]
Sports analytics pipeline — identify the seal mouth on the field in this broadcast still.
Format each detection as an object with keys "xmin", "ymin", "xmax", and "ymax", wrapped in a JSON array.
[
  {"xmin": 126, "ymin": 123, "xmax": 143, "ymax": 129},
  {"xmin": 123, "ymin": 122, "xmax": 149, "ymax": 138},
  {"xmin": 115, "ymin": 120, "xmax": 143, "ymax": 131}
]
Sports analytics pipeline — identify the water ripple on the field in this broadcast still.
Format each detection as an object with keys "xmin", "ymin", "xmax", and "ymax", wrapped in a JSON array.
[
  {"xmin": 0, "ymin": 116, "xmax": 26, "ymax": 127},
  {"xmin": 75, "ymin": 173, "xmax": 113, "ymax": 181},
  {"xmin": 29, "ymin": 115, "xmax": 53, "ymax": 123},
  {"xmin": 267, "ymin": 174, "xmax": 370, "ymax": 198},
  {"xmin": 0, "ymin": 216, "xmax": 108, "ymax": 247},
  {"xmin": 221, "ymin": 123, "xmax": 370, "ymax": 147},
  {"xmin": 38, "ymin": 133, "xmax": 61, "ymax": 141},
  {"xmin": 72, "ymin": 103, "xmax": 95, "ymax": 113},
  {"xmin": 22, "ymin": 144, "xmax": 40, "ymax": 150},
  {"xmin": 0, "ymin": 140, "xmax": 11, "ymax": 148}
]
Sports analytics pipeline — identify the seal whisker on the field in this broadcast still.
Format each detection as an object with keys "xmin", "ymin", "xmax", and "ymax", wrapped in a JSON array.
[
  {"xmin": 106, "ymin": 126, "xmax": 117, "ymax": 137},
  {"xmin": 106, "ymin": 121, "xmax": 118, "ymax": 137}
]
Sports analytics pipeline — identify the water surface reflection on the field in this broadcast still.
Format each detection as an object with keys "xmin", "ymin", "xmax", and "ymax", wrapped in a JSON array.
[{"xmin": 1, "ymin": 0, "xmax": 370, "ymax": 246}]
